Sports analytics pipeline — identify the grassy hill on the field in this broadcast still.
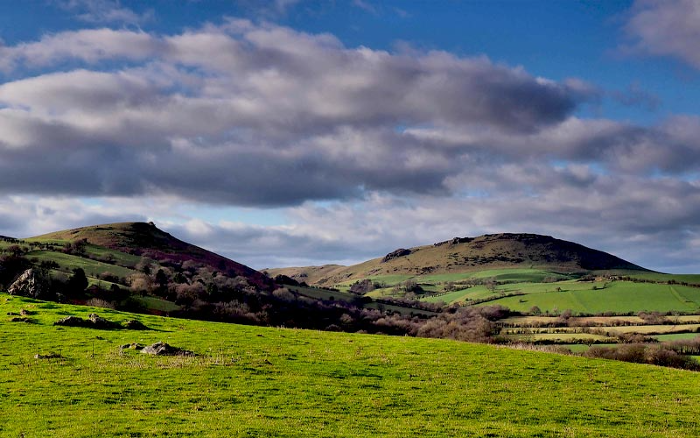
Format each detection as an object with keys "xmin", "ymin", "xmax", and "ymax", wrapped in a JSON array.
[
  {"xmin": 3, "ymin": 292, "xmax": 700, "ymax": 437},
  {"xmin": 1, "ymin": 223, "xmax": 438, "ymax": 334},
  {"xmin": 266, "ymin": 234, "xmax": 700, "ymax": 317},
  {"xmin": 32, "ymin": 222, "xmax": 271, "ymax": 289},
  {"xmin": 269, "ymin": 233, "xmax": 648, "ymax": 286}
]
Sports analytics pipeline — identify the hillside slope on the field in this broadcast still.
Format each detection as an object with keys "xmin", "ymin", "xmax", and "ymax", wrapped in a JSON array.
[
  {"xmin": 3, "ymin": 293, "xmax": 700, "ymax": 437},
  {"xmin": 33, "ymin": 222, "xmax": 272, "ymax": 289},
  {"xmin": 271, "ymin": 233, "xmax": 647, "ymax": 286}
]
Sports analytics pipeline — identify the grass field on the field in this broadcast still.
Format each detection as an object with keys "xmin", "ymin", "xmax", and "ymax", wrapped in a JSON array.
[
  {"xmin": 625, "ymin": 272, "xmax": 700, "ymax": 284},
  {"xmin": 505, "ymin": 333, "xmax": 615, "ymax": 343},
  {"xmin": 655, "ymin": 333, "xmax": 700, "ymax": 342},
  {"xmin": 479, "ymin": 281, "xmax": 700, "ymax": 314},
  {"xmin": 3, "ymin": 293, "xmax": 700, "ymax": 437}
]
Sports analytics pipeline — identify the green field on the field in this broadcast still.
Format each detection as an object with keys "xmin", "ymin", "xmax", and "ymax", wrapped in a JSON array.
[
  {"xmin": 135, "ymin": 295, "xmax": 182, "ymax": 313},
  {"xmin": 655, "ymin": 333, "xmax": 700, "ymax": 342},
  {"xmin": 3, "ymin": 293, "xmax": 700, "ymax": 437},
  {"xmin": 479, "ymin": 281, "xmax": 700, "ymax": 314},
  {"xmin": 625, "ymin": 272, "xmax": 700, "ymax": 284}
]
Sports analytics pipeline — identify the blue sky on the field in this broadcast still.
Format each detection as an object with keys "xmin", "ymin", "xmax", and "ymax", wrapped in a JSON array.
[{"xmin": 0, "ymin": 0, "xmax": 699, "ymax": 272}]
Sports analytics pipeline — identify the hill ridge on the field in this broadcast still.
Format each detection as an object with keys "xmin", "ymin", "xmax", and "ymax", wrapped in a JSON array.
[{"xmin": 270, "ymin": 232, "xmax": 648, "ymax": 285}]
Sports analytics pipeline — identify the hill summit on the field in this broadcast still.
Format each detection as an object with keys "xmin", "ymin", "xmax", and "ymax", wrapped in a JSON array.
[
  {"xmin": 34, "ymin": 222, "xmax": 272, "ymax": 289},
  {"xmin": 269, "ymin": 233, "xmax": 647, "ymax": 285}
]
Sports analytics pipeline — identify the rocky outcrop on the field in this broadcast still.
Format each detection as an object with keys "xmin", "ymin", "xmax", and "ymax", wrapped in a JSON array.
[
  {"xmin": 141, "ymin": 341, "xmax": 194, "ymax": 356},
  {"xmin": 433, "ymin": 237, "xmax": 474, "ymax": 247},
  {"xmin": 8, "ymin": 269, "xmax": 49, "ymax": 299},
  {"xmin": 122, "ymin": 320, "xmax": 149, "ymax": 330},
  {"xmin": 382, "ymin": 248, "xmax": 412, "ymax": 263},
  {"xmin": 54, "ymin": 313, "xmax": 121, "ymax": 329}
]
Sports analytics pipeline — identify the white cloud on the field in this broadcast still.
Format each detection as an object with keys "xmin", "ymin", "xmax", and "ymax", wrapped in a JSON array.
[
  {"xmin": 57, "ymin": 0, "xmax": 154, "ymax": 25},
  {"xmin": 624, "ymin": 0, "xmax": 700, "ymax": 69},
  {"xmin": 0, "ymin": 19, "xmax": 698, "ymax": 272}
]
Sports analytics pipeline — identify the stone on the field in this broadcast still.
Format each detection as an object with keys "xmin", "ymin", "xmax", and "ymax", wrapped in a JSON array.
[
  {"xmin": 34, "ymin": 353, "xmax": 62, "ymax": 359},
  {"xmin": 8, "ymin": 269, "xmax": 49, "ymax": 299},
  {"xmin": 122, "ymin": 319, "xmax": 149, "ymax": 330},
  {"xmin": 88, "ymin": 313, "xmax": 120, "ymax": 329},
  {"xmin": 54, "ymin": 315, "xmax": 90, "ymax": 327},
  {"xmin": 141, "ymin": 341, "xmax": 194, "ymax": 356}
]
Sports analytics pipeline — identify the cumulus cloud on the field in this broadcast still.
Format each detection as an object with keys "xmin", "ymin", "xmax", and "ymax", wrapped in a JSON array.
[
  {"xmin": 0, "ymin": 19, "xmax": 699, "ymax": 272},
  {"xmin": 623, "ymin": 0, "xmax": 700, "ymax": 69},
  {"xmin": 0, "ymin": 21, "xmax": 594, "ymax": 206}
]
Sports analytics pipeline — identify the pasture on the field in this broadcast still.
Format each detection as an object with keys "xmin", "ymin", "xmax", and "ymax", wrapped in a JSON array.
[{"xmin": 3, "ymin": 292, "xmax": 700, "ymax": 437}]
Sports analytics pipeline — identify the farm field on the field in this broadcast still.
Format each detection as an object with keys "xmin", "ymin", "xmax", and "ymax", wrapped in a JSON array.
[
  {"xmin": 3, "ymin": 292, "xmax": 700, "ymax": 437},
  {"xmin": 478, "ymin": 281, "xmax": 700, "ymax": 314}
]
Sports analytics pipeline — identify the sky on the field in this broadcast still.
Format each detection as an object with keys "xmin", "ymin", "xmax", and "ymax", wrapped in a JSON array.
[{"xmin": 0, "ymin": 0, "xmax": 699, "ymax": 273}]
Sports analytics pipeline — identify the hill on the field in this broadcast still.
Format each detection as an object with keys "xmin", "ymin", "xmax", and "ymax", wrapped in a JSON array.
[
  {"xmin": 3, "ymin": 292, "xmax": 700, "ymax": 437},
  {"xmin": 270, "ymin": 233, "xmax": 648, "ymax": 286},
  {"xmin": 1, "ymin": 222, "xmax": 439, "ymax": 335},
  {"xmin": 32, "ymin": 222, "xmax": 272, "ymax": 289}
]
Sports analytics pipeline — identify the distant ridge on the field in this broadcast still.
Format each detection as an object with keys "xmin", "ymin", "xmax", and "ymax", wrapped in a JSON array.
[{"xmin": 269, "ymin": 233, "xmax": 648, "ymax": 285}]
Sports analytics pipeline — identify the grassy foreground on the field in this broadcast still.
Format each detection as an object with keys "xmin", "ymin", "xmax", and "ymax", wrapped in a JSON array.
[{"xmin": 2, "ymin": 293, "xmax": 700, "ymax": 437}]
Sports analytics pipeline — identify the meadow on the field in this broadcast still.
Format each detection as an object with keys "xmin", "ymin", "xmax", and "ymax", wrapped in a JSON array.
[
  {"xmin": 3, "ymin": 292, "xmax": 700, "ymax": 437},
  {"xmin": 481, "ymin": 282, "xmax": 700, "ymax": 314}
]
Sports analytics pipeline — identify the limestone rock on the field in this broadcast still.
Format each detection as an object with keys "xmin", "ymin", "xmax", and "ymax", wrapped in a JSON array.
[
  {"xmin": 8, "ymin": 269, "xmax": 49, "ymax": 299},
  {"xmin": 141, "ymin": 341, "xmax": 194, "ymax": 356}
]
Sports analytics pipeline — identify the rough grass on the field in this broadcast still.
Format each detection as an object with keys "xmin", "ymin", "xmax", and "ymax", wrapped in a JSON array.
[
  {"xmin": 26, "ymin": 250, "xmax": 137, "ymax": 279},
  {"xmin": 3, "ymin": 293, "xmax": 700, "ymax": 437}
]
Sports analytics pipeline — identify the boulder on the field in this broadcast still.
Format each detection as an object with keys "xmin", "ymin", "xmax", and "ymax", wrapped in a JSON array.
[
  {"xmin": 53, "ymin": 314, "xmax": 120, "ymax": 329},
  {"xmin": 10, "ymin": 317, "xmax": 31, "ymax": 323},
  {"xmin": 122, "ymin": 319, "xmax": 149, "ymax": 330},
  {"xmin": 8, "ymin": 269, "xmax": 49, "ymax": 299},
  {"xmin": 54, "ymin": 315, "xmax": 90, "ymax": 327},
  {"xmin": 88, "ymin": 313, "xmax": 120, "ymax": 329},
  {"xmin": 141, "ymin": 341, "xmax": 194, "ymax": 356},
  {"xmin": 120, "ymin": 342, "xmax": 145, "ymax": 350}
]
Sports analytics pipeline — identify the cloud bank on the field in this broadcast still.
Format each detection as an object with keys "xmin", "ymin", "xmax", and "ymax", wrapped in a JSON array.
[{"xmin": 0, "ymin": 16, "xmax": 698, "ymax": 272}]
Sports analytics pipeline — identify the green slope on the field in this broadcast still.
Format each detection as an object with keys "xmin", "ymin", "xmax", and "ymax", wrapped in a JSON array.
[
  {"xmin": 270, "ymin": 233, "xmax": 648, "ymax": 286},
  {"xmin": 479, "ymin": 281, "xmax": 700, "ymax": 314},
  {"xmin": 2, "ymin": 293, "xmax": 700, "ymax": 437}
]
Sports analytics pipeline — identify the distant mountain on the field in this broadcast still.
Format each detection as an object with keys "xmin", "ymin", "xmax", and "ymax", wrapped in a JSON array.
[
  {"xmin": 269, "ymin": 233, "xmax": 648, "ymax": 286},
  {"xmin": 33, "ymin": 222, "xmax": 272, "ymax": 290}
]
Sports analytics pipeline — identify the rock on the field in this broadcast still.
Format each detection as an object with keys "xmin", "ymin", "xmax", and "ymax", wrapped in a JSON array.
[
  {"xmin": 88, "ymin": 313, "xmax": 120, "ymax": 329},
  {"xmin": 34, "ymin": 353, "xmax": 62, "ymax": 359},
  {"xmin": 8, "ymin": 269, "xmax": 49, "ymax": 299},
  {"xmin": 122, "ymin": 320, "xmax": 149, "ymax": 330},
  {"xmin": 141, "ymin": 341, "xmax": 194, "ymax": 356},
  {"xmin": 20, "ymin": 309, "xmax": 34, "ymax": 316},
  {"xmin": 54, "ymin": 315, "xmax": 90, "ymax": 327},
  {"xmin": 382, "ymin": 248, "xmax": 412, "ymax": 263},
  {"xmin": 53, "ymin": 314, "xmax": 119, "ymax": 329},
  {"xmin": 120, "ymin": 343, "xmax": 145, "ymax": 350},
  {"xmin": 449, "ymin": 237, "xmax": 473, "ymax": 245},
  {"xmin": 10, "ymin": 317, "xmax": 31, "ymax": 323}
]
